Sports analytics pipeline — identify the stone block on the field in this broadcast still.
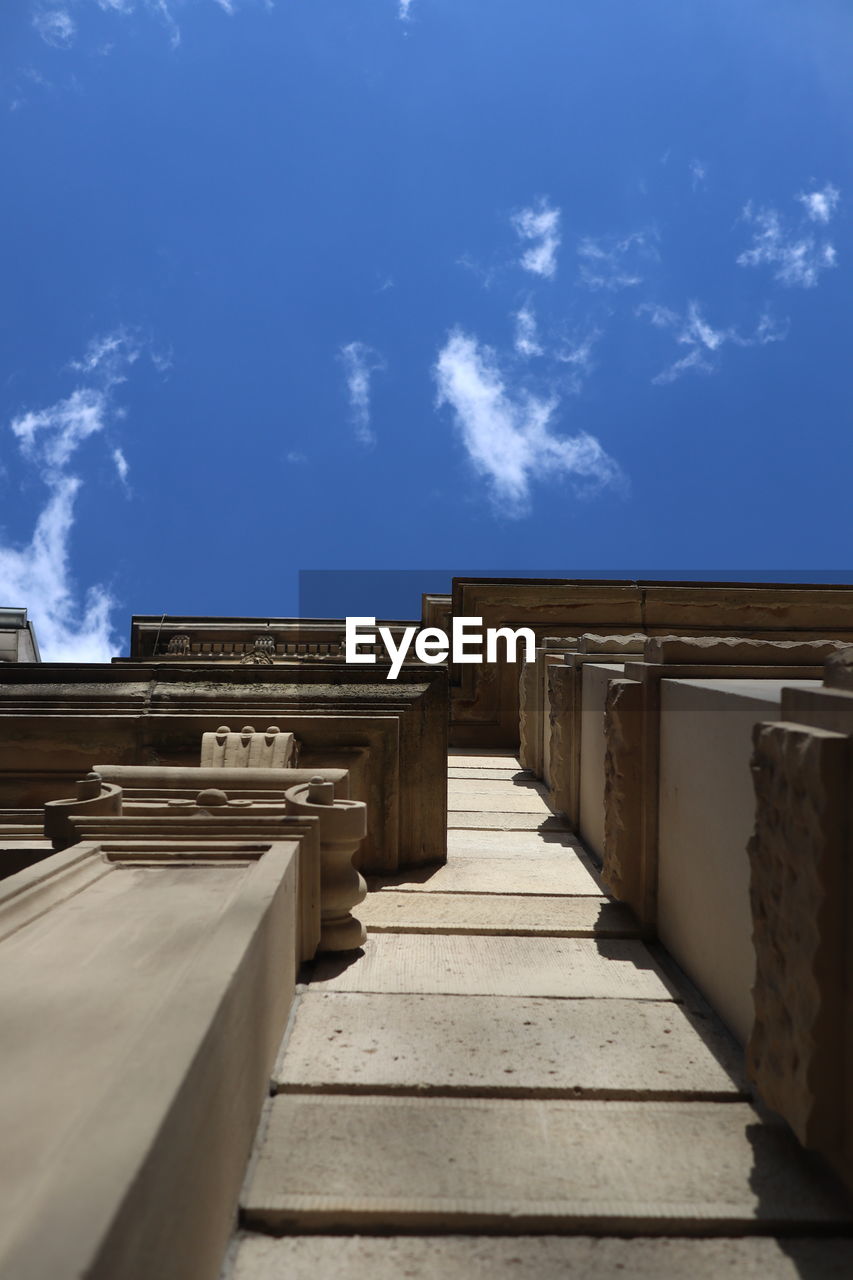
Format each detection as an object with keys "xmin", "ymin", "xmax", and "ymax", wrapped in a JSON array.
[
  {"xmin": 0, "ymin": 827, "xmax": 304, "ymax": 1280},
  {"xmin": 306, "ymin": 934, "xmax": 677, "ymax": 1000},
  {"xmin": 748, "ymin": 721, "xmax": 849, "ymax": 1164},
  {"xmin": 276, "ymin": 992, "xmax": 743, "ymax": 1097},
  {"xmin": 358, "ymin": 891, "xmax": 635, "ymax": 936},
  {"xmin": 447, "ymin": 781, "xmax": 552, "ymax": 814},
  {"xmin": 368, "ymin": 855, "xmax": 602, "ymax": 895},
  {"xmin": 242, "ymin": 1096, "xmax": 852, "ymax": 1232},
  {"xmin": 446, "ymin": 826, "xmax": 594, "ymax": 858},
  {"xmin": 230, "ymin": 1235, "xmax": 853, "ymax": 1280},
  {"xmin": 447, "ymin": 811, "xmax": 568, "ymax": 830}
]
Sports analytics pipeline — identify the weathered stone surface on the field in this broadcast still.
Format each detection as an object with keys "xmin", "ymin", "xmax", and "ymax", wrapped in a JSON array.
[
  {"xmin": 243, "ymin": 1096, "xmax": 852, "ymax": 1232},
  {"xmin": 276, "ymin": 992, "xmax": 744, "ymax": 1097},
  {"xmin": 231, "ymin": 1234, "xmax": 853, "ymax": 1280},
  {"xmin": 824, "ymin": 646, "xmax": 853, "ymax": 691},
  {"xmin": 359, "ymin": 891, "xmax": 635, "ymax": 936},
  {"xmin": 368, "ymin": 855, "xmax": 603, "ymax": 895},
  {"xmin": 546, "ymin": 662, "xmax": 575, "ymax": 819},
  {"xmin": 518, "ymin": 660, "xmax": 538, "ymax": 770},
  {"xmin": 602, "ymin": 677, "xmax": 644, "ymax": 914},
  {"xmin": 307, "ymin": 934, "xmax": 676, "ymax": 999},
  {"xmin": 645, "ymin": 635, "xmax": 848, "ymax": 666},
  {"xmin": 748, "ymin": 721, "xmax": 849, "ymax": 1156},
  {"xmin": 579, "ymin": 663, "xmax": 620, "ymax": 860},
  {"xmin": 578, "ymin": 633, "xmax": 646, "ymax": 654}
]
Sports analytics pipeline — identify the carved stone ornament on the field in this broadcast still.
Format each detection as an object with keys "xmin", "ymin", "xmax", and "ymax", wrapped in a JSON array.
[
  {"xmin": 286, "ymin": 776, "xmax": 367, "ymax": 952},
  {"xmin": 241, "ymin": 635, "xmax": 276, "ymax": 665},
  {"xmin": 165, "ymin": 633, "xmax": 191, "ymax": 655}
]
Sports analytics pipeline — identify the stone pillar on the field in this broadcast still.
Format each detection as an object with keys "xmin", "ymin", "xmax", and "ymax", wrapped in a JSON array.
[
  {"xmin": 286, "ymin": 776, "xmax": 367, "ymax": 952},
  {"xmin": 747, "ymin": 720, "xmax": 850, "ymax": 1170},
  {"xmin": 546, "ymin": 661, "xmax": 576, "ymax": 821},
  {"xmin": 602, "ymin": 678, "xmax": 647, "ymax": 922},
  {"xmin": 518, "ymin": 660, "xmax": 538, "ymax": 771}
]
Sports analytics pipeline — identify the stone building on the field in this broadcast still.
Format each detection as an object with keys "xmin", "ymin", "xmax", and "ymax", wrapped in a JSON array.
[{"xmin": 2, "ymin": 582, "xmax": 853, "ymax": 1278}]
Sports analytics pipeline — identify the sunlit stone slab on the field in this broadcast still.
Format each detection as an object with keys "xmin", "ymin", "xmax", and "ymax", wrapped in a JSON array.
[
  {"xmin": 276, "ymin": 993, "xmax": 744, "ymax": 1098},
  {"xmin": 232, "ymin": 1235, "xmax": 853, "ymax": 1280},
  {"xmin": 448, "ymin": 784, "xmax": 552, "ymax": 814},
  {"xmin": 368, "ymin": 857, "xmax": 602, "ymax": 896},
  {"xmin": 359, "ymin": 891, "xmax": 632, "ymax": 936},
  {"xmin": 447, "ymin": 753, "xmax": 521, "ymax": 769},
  {"xmin": 447, "ymin": 827, "xmax": 588, "ymax": 858},
  {"xmin": 242, "ymin": 1097, "xmax": 852, "ymax": 1233},
  {"xmin": 307, "ymin": 935, "xmax": 676, "ymax": 1000},
  {"xmin": 448, "ymin": 767, "xmax": 531, "ymax": 781},
  {"xmin": 447, "ymin": 811, "xmax": 569, "ymax": 831}
]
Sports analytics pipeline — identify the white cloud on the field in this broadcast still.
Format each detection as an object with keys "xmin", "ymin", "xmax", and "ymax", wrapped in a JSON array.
[
  {"xmin": 339, "ymin": 341, "xmax": 385, "ymax": 445},
  {"xmin": 0, "ymin": 477, "xmax": 116, "ymax": 662},
  {"xmin": 33, "ymin": 8, "xmax": 75, "ymax": 47},
  {"xmin": 690, "ymin": 159, "xmax": 707, "ymax": 191},
  {"xmin": 112, "ymin": 447, "xmax": 130, "ymax": 485},
  {"xmin": 639, "ymin": 300, "xmax": 787, "ymax": 385},
  {"xmin": 513, "ymin": 307, "xmax": 543, "ymax": 358},
  {"xmin": 11, "ymin": 387, "xmax": 111, "ymax": 471},
  {"xmin": 512, "ymin": 200, "xmax": 561, "ymax": 279},
  {"xmin": 434, "ymin": 329, "xmax": 622, "ymax": 515},
  {"xmin": 577, "ymin": 231, "xmax": 655, "ymax": 290},
  {"xmin": 798, "ymin": 183, "xmax": 840, "ymax": 224},
  {"xmin": 69, "ymin": 328, "xmax": 141, "ymax": 381},
  {"xmin": 0, "ymin": 328, "xmax": 151, "ymax": 661},
  {"xmin": 398, "ymin": 0, "xmax": 414, "ymax": 19},
  {"xmin": 96, "ymin": 0, "xmax": 135, "ymax": 11},
  {"xmin": 737, "ymin": 199, "xmax": 838, "ymax": 288}
]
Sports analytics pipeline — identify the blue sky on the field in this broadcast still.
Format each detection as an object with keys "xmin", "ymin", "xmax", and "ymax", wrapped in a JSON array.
[{"xmin": 1, "ymin": 0, "xmax": 851, "ymax": 657}]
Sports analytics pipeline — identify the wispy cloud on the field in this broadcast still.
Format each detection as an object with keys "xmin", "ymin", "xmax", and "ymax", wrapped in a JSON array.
[
  {"xmin": 434, "ymin": 329, "xmax": 622, "ymax": 515},
  {"xmin": 513, "ymin": 307, "xmax": 543, "ymax": 358},
  {"xmin": 639, "ymin": 300, "xmax": 787, "ymax": 384},
  {"xmin": 555, "ymin": 327, "xmax": 601, "ymax": 392},
  {"xmin": 33, "ymin": 8, "xmax": 75, "ymax": 47},
  {"xmin": 737, "ymin": 190, "xmax": 839, "ymax": 287},
  {"xmin": 512, "ymin": 199, "xmax": 561, "ymax": 279},
  {"xmin": 339, "ymin": 341, "xmax": 385, "ymax": 445},
  {"xmin": 398, "ymin": 0, "xmax": 414, "ymax": 20},
  {"xmin": 690, "ymin": 159, "xmax": 707, "ymax": 191},
  {"xmin": 798, "ymin": 182, "xmax": 840, "ymax": 224},
  {"xmin": 577, "ymin": 231, "xmax": 656, "ymax": 290},
  {"xmin": 0, "ymin": 329, "xmax": 149, "ymax": 660}
]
